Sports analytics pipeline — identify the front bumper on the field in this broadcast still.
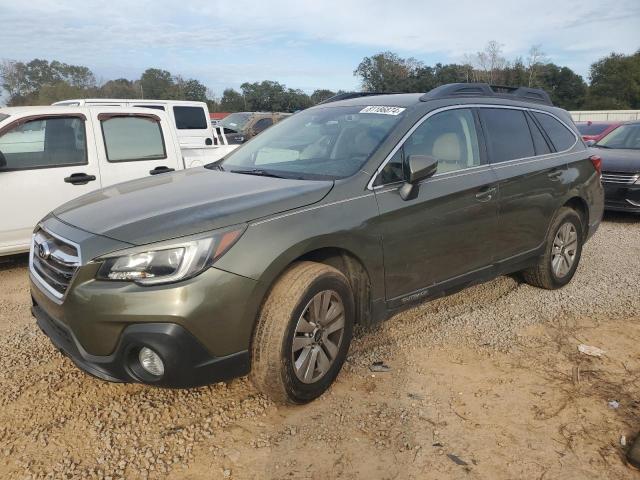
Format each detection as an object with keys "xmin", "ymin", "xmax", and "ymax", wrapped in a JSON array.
[
  {"xmin": 32, "ymin": 301, "xmax": 249, "ymax": 387},
  {"xmin": 604, "ymin": 183, "xmax": 640, "ymax": 213}
]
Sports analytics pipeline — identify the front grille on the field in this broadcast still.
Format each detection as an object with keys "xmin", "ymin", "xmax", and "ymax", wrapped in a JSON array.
[
  {"xmin": 601, "ymin": 171, "xmax": 640, "ymax": 185},
  {"xmin": 30, "ymin": 228, "xmax": 80, "ymax": 298}
]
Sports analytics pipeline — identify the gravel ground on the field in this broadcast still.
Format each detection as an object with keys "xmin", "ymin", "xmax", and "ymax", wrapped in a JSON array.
[{"xmin": 0, "ymin": 212, "xmax": 638, "ymax": 479}]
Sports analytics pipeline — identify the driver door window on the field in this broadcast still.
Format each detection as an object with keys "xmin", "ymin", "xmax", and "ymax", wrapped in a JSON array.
[{"xmin": 376, "ymin": 108, "xmax": 480, "ymax": 185}]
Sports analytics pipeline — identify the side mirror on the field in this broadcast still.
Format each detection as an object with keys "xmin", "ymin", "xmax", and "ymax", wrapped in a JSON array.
[
  {"xmin": 399, "ymin": 155, "xmax": 438, "ymax": 200},
  {"xmin": 585, "ymin": 139, "xmax": 596, "ymax": 147}
]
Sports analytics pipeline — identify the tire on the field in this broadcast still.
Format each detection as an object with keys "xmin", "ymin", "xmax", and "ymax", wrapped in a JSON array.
[
  {"xmin": 250, "ymin": 261, "xmax": 354, "ymax": 404},
  {"xmin": 522, "ymin": 207, "xmax": 584, "ymax": 290}
]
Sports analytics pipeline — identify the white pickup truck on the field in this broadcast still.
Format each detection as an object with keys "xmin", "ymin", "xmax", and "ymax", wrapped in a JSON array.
[{"xmin": 0, "ymin": 105, "xmax": 234, "ymax": 255}]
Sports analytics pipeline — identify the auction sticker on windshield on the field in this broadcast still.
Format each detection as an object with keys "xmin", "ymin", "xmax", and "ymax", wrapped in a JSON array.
[{"xmin": 359, "ymin": 106, "xmax": 406, "ymax": 115}]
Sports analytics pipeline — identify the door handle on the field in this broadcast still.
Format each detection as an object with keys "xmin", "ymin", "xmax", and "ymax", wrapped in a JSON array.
[
  {"xmin": 64, "ymin": 173, "xmax": 97, "ymax": 185},
  {"xmin": 547, "ymin": 169, "xmax": 563, "ymax": 181},
  {"xmin": 149, "ymin": 166, "xmax": 176, "ymax": 175},
  {"xmin": 475, "ymin": 186, "xmax": 497, "ymax": 202}
]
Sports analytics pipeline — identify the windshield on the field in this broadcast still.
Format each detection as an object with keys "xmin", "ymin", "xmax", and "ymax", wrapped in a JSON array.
[
  {"xmin": 596, "ymin": 124, "xmax": 640, "ymax": 149},
  {"xmin": 0, "ymin": 113, "xmax": 9, "ymax": 123},
  {"xmin": 220, "ymin": 113, "xmax": 252, "ymax": 132},
  {"xmin": 576, "ymin": 123, "xmax": 611, "ymax": 136},
  {"xmin": 218, "ymin": 105, "xmax": 406, "ymax": 180}
]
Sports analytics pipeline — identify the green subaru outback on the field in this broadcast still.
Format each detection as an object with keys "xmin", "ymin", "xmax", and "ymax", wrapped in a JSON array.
[{"xmin": 30, "ymin": 83, "xmax": 604, "ymax": 403}]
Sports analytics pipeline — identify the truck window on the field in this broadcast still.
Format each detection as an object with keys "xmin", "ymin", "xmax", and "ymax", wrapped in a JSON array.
[
  {"xmin": 0, "ymin": 117, "xmax": 87, "ymax": 170},
  {"xmin": 480, "ymin": 108, "xmax": 535, "ymax": 163},
  {"xmin": 173, "ymin": 106, "xmax": 208, "ymax": 130},
  {"xmin": 101, "ymin": 117, "xmax": 166, "ymax": 162}
]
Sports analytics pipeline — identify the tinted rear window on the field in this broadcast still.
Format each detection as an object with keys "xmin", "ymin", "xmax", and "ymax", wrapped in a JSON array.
[
  {"xmin": 533, "ymin": 112, "xmax": 576, "ymax": 151},
  {"xmin": 576, "ymin": 123, "xmax": 610, "ymax": 135},
  {"xmin": 480, "ymin": 108, "xmax": 535, "ymax": 163},
  {"xmin": 525, "ymin": 114, "xmax": 551, "ymax": 155},
  {"xmin": 173, "ymin": 106, "xmax": 208, "ymax": 130}
]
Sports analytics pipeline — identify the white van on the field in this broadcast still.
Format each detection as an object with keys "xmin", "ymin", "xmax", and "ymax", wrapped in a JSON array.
[
  {"xmin": 53, "ymin": 99, "xmax": 225, "ymax": 149},
  {"xmin": 0, "ymin": 105, "xmax": 226, "ymax": 255}
]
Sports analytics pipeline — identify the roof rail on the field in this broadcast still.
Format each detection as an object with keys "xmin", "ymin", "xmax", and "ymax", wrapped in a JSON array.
[
  {"xmin": 420, "ymin": 83, "xmax": 553, "ymax": 106},
  {"xmin": 318, "ymin": 91, "xmax": 401, "ymax": 105}
]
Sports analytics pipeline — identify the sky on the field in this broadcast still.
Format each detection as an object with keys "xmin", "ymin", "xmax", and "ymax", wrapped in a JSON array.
[{"xmin": 1, "ymin": 0, "xmax": 639, "ymax": 96}]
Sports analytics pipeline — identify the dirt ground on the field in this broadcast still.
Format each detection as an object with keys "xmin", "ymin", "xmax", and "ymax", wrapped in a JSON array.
[{"xmin": 0, "ymin": 213, "xmax": 639, "ymax": 480}]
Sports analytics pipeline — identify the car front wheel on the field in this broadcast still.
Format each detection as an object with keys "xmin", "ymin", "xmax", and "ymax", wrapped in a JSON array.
[{"xmin": 250, "ymin": 261, "xmax": 354, "ymax": 404}]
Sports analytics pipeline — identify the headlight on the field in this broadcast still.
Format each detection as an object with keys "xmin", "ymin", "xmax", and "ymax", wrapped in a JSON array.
[{"xmin": 96, "ymin": 225, "xmax": 245, "ymax": 285}]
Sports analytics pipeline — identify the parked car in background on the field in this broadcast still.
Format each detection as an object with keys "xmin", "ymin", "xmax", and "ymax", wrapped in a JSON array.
[
  {"xmin": 576, "ymin": 121, "xmax": 621, "ymax": 143},
  {"xmin": 220, "ymin": 112, "xmax": 291, "ymax": 144},
  {"xmin": 29, "ymin": 83, "xmax": 603, "ymax": 404},
  {"xmin": 591, "ymin": 121, "xmax": 640, "ymax": 213},
  {"xmin": 0, "ymin": 106, "xmax": 228, "ymax": 255}
]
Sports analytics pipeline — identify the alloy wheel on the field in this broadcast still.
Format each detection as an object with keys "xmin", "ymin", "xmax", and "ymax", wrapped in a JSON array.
[
  {"xmin": 551, "ymin": 222, "xmax": 578, "ymax": 278},
  {"xmin": 292, "ymin": 290, "xmax": 345, "ymax": 384}
]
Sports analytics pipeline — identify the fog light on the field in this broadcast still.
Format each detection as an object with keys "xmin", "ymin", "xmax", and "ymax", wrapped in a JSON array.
[{"xmin": 138, "ymin": 347, "xmax": 164, "ymax": 377}]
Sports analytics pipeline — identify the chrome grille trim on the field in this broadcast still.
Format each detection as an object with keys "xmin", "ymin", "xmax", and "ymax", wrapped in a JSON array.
[
  {"xmin": 601, "ymin": 172, "xmax": 640, "ymax": 185},
  {"xmin": 29, "ymin": 227, "xmax": 81, "ymax": 300}
]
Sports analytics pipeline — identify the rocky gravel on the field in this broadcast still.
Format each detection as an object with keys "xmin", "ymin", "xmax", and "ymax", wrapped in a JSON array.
[{"xmin": 0, "ymin": 212, "xmax": 638, "ymax": 479}]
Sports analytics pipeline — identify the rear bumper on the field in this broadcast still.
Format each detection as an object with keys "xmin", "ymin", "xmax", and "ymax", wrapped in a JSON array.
[
  {"xmin": 32, "ymin": 301, "xmax": 250, "ymax": 387},
  {"xmin": 604, "ymin": 183, "xmax": 640, "ymax": 213}
]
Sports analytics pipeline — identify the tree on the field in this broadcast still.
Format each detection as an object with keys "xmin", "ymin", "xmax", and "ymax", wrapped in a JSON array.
[
  {"xmin": 526, "ymin": 45, "xmax": 547, "ymax": 87},
  {"xmin": 140, "ymin": 68, "xmax": 174, "ymax": 99},
  {"xmin": 99, "ymin": 78, "xmax": 140, "ymax": 98},
  {"xmin": 220, "ymin": 88, "xmax": 245, "ymax": 112},
  {"xmin": 354, "ymin": 51, "xmax": 423, "ymax": 92},
  {"xmin": 176, "ymin": 78, "xmax": 208, "ymax": 102},
  {"xmin": 586, "ymin": 51, "xmax": 640, "ymax": 109},
  {"xmin": 0, "ymin": 60, "xmax": 28, "ymax": 99},
  {"xmin": 537, "ymin": 63, "xmax": 587, "ymax": 109}
]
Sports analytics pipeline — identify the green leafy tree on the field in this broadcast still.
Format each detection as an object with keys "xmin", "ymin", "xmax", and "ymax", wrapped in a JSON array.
[
  {"xmin": 220, "ymin": 88, "xmax": 245, "ymax": 112},
  {"xmin": 354, "ymin": 51, "xmax": 423, "ymax": 92},
  {"xmin": 176, "ymin": 78, "xmax": 208, "ymax": 102},
  {"xmin": 140, "ymin": 68, "xmax": 174, "ymax": 99},
  {"xmin": 585, "ymin": 51, "xmax": 640, "ymax": 109},
  {"xmin": 98, "ymin": 78, "xmax": 140, "ymax": 98}
]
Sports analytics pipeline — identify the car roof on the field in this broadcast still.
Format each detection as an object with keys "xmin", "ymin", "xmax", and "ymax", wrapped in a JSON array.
[{"xmin": 0, "ymin": 105, "xmax": 168, "ymax": 116}]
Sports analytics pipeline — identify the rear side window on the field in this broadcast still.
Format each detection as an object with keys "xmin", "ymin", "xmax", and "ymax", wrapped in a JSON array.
[
  {"xmin": 532, "ymin": 112, "xmax": 576, "ymax": 151},
  {"xmin": 173, "ymin": 106, "xmax": 208, "ymax": 130},
  {"xmin": 525, "ymin": 113, "xmax": 551, "ymax": 155},
  {"xmin": 253, "ymin": 118, "xmax": 273, "ymax": 134},
  {"xmin": 101, "ymin": 116, "xmax": 166, "ymax": 162},
  {"xmin": 0, "ymin": 117, "xmax": 86, "ymax": 170},
  {"xmin": 480, "ymin": 109, "xmax": 535, "ymax": 163}
]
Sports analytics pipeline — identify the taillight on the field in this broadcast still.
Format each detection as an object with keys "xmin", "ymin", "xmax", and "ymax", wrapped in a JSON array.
[{"xmin": 590, "ymin": 155, "xmax": 602, "ymax": 176}]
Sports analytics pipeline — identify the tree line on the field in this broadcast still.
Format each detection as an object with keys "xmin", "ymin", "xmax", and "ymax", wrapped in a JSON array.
[{"xmin": 1, "ymin": 42, "xmax": 639, "ymax": 112}]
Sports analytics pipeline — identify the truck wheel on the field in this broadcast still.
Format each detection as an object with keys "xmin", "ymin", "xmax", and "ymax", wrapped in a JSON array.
[
  {"xmin": 522, "ymin": 207, "xmax": 584, "ymax": 290},
  {"xmin": 250, "ymin": 261, "xmax": 354, "ymax": 404}
]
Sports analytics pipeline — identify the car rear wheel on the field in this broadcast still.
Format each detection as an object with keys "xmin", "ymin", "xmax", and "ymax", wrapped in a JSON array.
[
  {"xmin": 522, "ymin": 207, "xmax": 584, "ymax": 289},
  {"xmin": 250, "ymin": 261, "xmax": 354, "ymax": 404}
]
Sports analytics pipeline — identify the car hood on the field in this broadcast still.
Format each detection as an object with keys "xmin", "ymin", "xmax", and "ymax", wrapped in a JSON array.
[
  {"xmin": 53, "ymin": 168, "xmax": 333, "ymax": 245},
  {"xmin": 596, "ymin": 147, "xmax": 640, "ymax": 173}
]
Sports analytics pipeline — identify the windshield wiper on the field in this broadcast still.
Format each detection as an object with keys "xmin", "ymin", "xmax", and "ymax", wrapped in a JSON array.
[{"xmin": 230, "ymin": 168, "xmax": 287, "ymax": 179}]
